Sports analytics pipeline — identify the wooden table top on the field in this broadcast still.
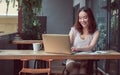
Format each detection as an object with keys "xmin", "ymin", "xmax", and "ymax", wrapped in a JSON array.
[
  {"xmin": 0, "ymin": 50, "xmax": 120, "ymax": 60},
  {"xmin": 12, "ymin": 40, "xmax": 43, "ymax": 44}
]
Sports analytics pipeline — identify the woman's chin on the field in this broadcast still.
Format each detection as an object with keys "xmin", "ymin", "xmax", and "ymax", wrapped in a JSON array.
[{"xmin": 82, "ymin": 25, "xmax": 88, "ymax": 28}]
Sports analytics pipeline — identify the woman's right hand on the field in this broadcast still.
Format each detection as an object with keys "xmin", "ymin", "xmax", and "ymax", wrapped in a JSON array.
[{"xmin": 71, "ymin": 47, "xmax": 78, "ymax": 52}]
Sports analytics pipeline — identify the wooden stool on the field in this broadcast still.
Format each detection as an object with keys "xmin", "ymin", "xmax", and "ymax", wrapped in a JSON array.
[{"xmin": 19, "ymin": 59, "xmax": 53, "ymax": 75}]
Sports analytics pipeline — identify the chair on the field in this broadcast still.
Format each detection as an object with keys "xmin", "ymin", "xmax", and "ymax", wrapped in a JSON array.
[
  {"xmin": 19, "ymin": 59, "xmax": 53, "ymax": 75},
  {"xmin": 62, "ymin": 60, "xmax": 99, "ymax": 75},
  {"xmin": 62, "ymin": 60, "xmax": 69, "ymax": 75}
]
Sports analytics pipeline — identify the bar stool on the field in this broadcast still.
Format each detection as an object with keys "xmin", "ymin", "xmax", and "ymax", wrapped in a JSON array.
[{"xmin": 19, "ymin": 59, "xmax": 53, "ymax": 75}]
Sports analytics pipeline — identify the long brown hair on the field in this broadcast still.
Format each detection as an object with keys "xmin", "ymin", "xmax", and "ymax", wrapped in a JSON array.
[{"xmin": 74, "ymin": 7, "xmax": 97, "ymax": 34}]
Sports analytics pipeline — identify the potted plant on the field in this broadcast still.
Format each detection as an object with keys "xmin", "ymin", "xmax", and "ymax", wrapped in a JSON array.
[
  {"xmin": 1, "ymin": 0, "xmax": 42, "ymax": 40},
  {"xmin": 19, "ymin": 0, "xmax": 42, "ymax": 40}
]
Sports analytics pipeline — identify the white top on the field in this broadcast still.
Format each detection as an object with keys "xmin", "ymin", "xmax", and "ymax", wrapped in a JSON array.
[
  {"xmin": 66, "ymin": 27, "xmax": 96, "ymax": 65},
  {"xmin": 70, "ymin": 27, "xmax": 95, "ymax": 49}
]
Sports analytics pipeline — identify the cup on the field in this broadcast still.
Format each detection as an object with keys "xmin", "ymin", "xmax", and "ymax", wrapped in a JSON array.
[{"xmin": 33, "ymin": 43, "xmax": 42, "ymax": 51}]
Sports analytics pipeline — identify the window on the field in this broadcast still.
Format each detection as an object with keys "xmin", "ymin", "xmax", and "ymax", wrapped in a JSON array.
[
  {"xmin": 0, "ymin": 1, "xmax": 18, "ymax": 34},
  {"xmin": 0, "ymin": 1, "xmax": 18, "ymax": 16}
]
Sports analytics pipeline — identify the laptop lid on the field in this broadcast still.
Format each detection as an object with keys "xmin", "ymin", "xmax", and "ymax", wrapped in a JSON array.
[{"xmin": 42, "ymin": 34, "xmax": 72, "ymax": 54}]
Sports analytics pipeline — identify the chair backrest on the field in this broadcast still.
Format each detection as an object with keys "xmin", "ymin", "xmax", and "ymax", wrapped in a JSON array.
[{"xmin": 19, "ymin": 59, "xmax": 53, "ymax": 75}]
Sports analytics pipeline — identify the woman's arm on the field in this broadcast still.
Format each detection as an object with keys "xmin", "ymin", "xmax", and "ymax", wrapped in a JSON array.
[
  {"xmin": 72, "ymin": 30, "xmax": 100, "ymax": 52},
  {"xmin": 69, "ymin": 27, "xmax": 75, "ymax": 46}
]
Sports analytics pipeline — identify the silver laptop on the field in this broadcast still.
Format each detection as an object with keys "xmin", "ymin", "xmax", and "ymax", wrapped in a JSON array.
[{"xmin": 42, "ymin": 34, "xmax": 72, "ymax": 54}]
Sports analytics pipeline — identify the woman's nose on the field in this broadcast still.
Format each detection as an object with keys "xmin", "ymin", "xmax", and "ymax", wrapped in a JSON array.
[{"xmin": 81, "ymin": 19, "xmax": 84, "ymax": 22}]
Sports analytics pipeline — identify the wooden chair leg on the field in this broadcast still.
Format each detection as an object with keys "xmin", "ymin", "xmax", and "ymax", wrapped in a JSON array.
[
  {"xmin": 48, "ymin": 72, "xmax": 50, "ymax": 75},
  {"xmin": 19, "ymin": 72, "xmax": 21, "ymax": 75}
]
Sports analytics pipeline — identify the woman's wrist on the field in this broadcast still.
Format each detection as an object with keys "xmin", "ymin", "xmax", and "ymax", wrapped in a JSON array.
[
  {"xmin": 76, "ymin": 48, "xmax": 81, "ymax": 51},
  {"xmin": 71, "ymin": 47, "xmax": 81, "ymax": 52}
]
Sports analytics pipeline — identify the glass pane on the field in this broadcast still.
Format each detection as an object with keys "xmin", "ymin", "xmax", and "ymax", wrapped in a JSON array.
[
  {"xmin": 110, "ymin": 0, "xmax": 119, "ymax": 50},
  {"xmin": 86, "ymin": 0, "xmax": 110, "ymax": 74},
  {"xmin": 0, "ymin": 1, "xmax": 18, "ymax": 16},
  {"xmin": 86, "ymin": 0, "xmax": 108, "ymax": 50}
]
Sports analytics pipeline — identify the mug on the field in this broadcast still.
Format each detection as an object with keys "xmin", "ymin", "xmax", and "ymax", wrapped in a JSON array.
[{"xmin": 33, "ymin": 43, "xmax": 42, "ymax": 51}]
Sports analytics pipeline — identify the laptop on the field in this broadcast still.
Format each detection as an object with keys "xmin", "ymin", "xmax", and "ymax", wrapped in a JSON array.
[{"xmin": 42, "ymin": 34, "xmax": 72, "ymax": 54}]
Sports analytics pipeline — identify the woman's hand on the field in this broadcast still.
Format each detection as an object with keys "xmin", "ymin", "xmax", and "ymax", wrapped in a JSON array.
[{"xmin": 71, "ymin": 47, "xmax": 78, "ymax": 52}]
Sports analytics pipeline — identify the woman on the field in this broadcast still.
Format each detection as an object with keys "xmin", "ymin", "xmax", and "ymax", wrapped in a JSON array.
[{"xmin": 66, "ymin": 7, "xmax": 100, "ymax": 75}]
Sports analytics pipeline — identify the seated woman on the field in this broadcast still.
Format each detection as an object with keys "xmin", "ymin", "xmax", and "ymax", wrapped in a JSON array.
[{"xmin": 66, "ymin": 6, "xmax": 100, "ymax": 75}]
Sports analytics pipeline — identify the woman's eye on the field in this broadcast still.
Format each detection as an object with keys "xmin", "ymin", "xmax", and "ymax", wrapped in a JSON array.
[
  {"xmin": 79, "ymin": 16, "xmax": 88, "ymax": 19},
  {"xmin": 79, "ymin": 16, "xmax": 88, "ymax": 20},
  {"xmin": 83, "ymin": 16, "xmax": 88, "ymax": 19}
]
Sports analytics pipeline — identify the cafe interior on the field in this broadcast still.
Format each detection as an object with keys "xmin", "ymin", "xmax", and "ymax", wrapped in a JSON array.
[{"xmin": 0, "ymin": 0, "xmax": 120, "ymax": 75}]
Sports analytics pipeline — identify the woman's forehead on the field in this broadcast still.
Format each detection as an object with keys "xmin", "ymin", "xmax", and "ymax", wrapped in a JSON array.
[{"xmin": 79, "ymin": 11, "xmax": 88, "ymax": 17}]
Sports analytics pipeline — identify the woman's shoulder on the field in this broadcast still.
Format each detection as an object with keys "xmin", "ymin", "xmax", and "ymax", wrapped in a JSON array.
[
  {"xmin": 69, "ymin": 26, "xmax": 79, "ymax": 35},
  {"xmin": 71, "ymin": 26, "xmax": 77, "ymax": 31},
  {"xmin": 71, "ymin": 26, "xmax": 75, "ymax": 29},
  {"xmin": 93, "ymin": 29, "xmax": 100, "ymax": 36},
  {"xmin": 95, "ymin": 30, "xmax": 100, "ymax": 34}
]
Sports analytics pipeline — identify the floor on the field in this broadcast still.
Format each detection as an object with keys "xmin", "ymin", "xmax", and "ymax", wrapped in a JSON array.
[
  {"xmin": 51, "ymin": 60, "xmax": 104, "ymax": 75},
  {"xmin": 21, "ymin": 60, "xmax": 104, "ymax": 75},
  {"xmin": 51, "ymin": 66, "xmax": 104, "ymax": 75}
]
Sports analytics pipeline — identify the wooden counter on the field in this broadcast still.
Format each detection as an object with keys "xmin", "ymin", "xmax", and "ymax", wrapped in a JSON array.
[
  {"xmin": 0, "ymin": 50, "xmax": 120, "ymax": 60},
  {"xmin": 12, "ymin": 40, "xmax": 43, "ymax": 44}
]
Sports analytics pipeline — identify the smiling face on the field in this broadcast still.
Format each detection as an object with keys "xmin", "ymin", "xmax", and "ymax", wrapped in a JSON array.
[
  {"xmin": 79, "ymin": 10, "xmax": 89, "ymax": 28},
  {"xmin": 74, "ymin": 7, "xmax": 97, "ymax": 34}
]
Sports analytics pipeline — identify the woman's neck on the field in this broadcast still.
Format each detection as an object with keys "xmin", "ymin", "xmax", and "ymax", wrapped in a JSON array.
[{"xmin": 83, "ymin": 28, "xmax": 89, "ymax": 35}]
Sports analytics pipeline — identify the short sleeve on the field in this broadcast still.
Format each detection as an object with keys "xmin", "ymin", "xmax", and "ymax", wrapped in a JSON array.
[{"xmin": 69, "ymin": 27, "xmax": 77, "ymax": 36}]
